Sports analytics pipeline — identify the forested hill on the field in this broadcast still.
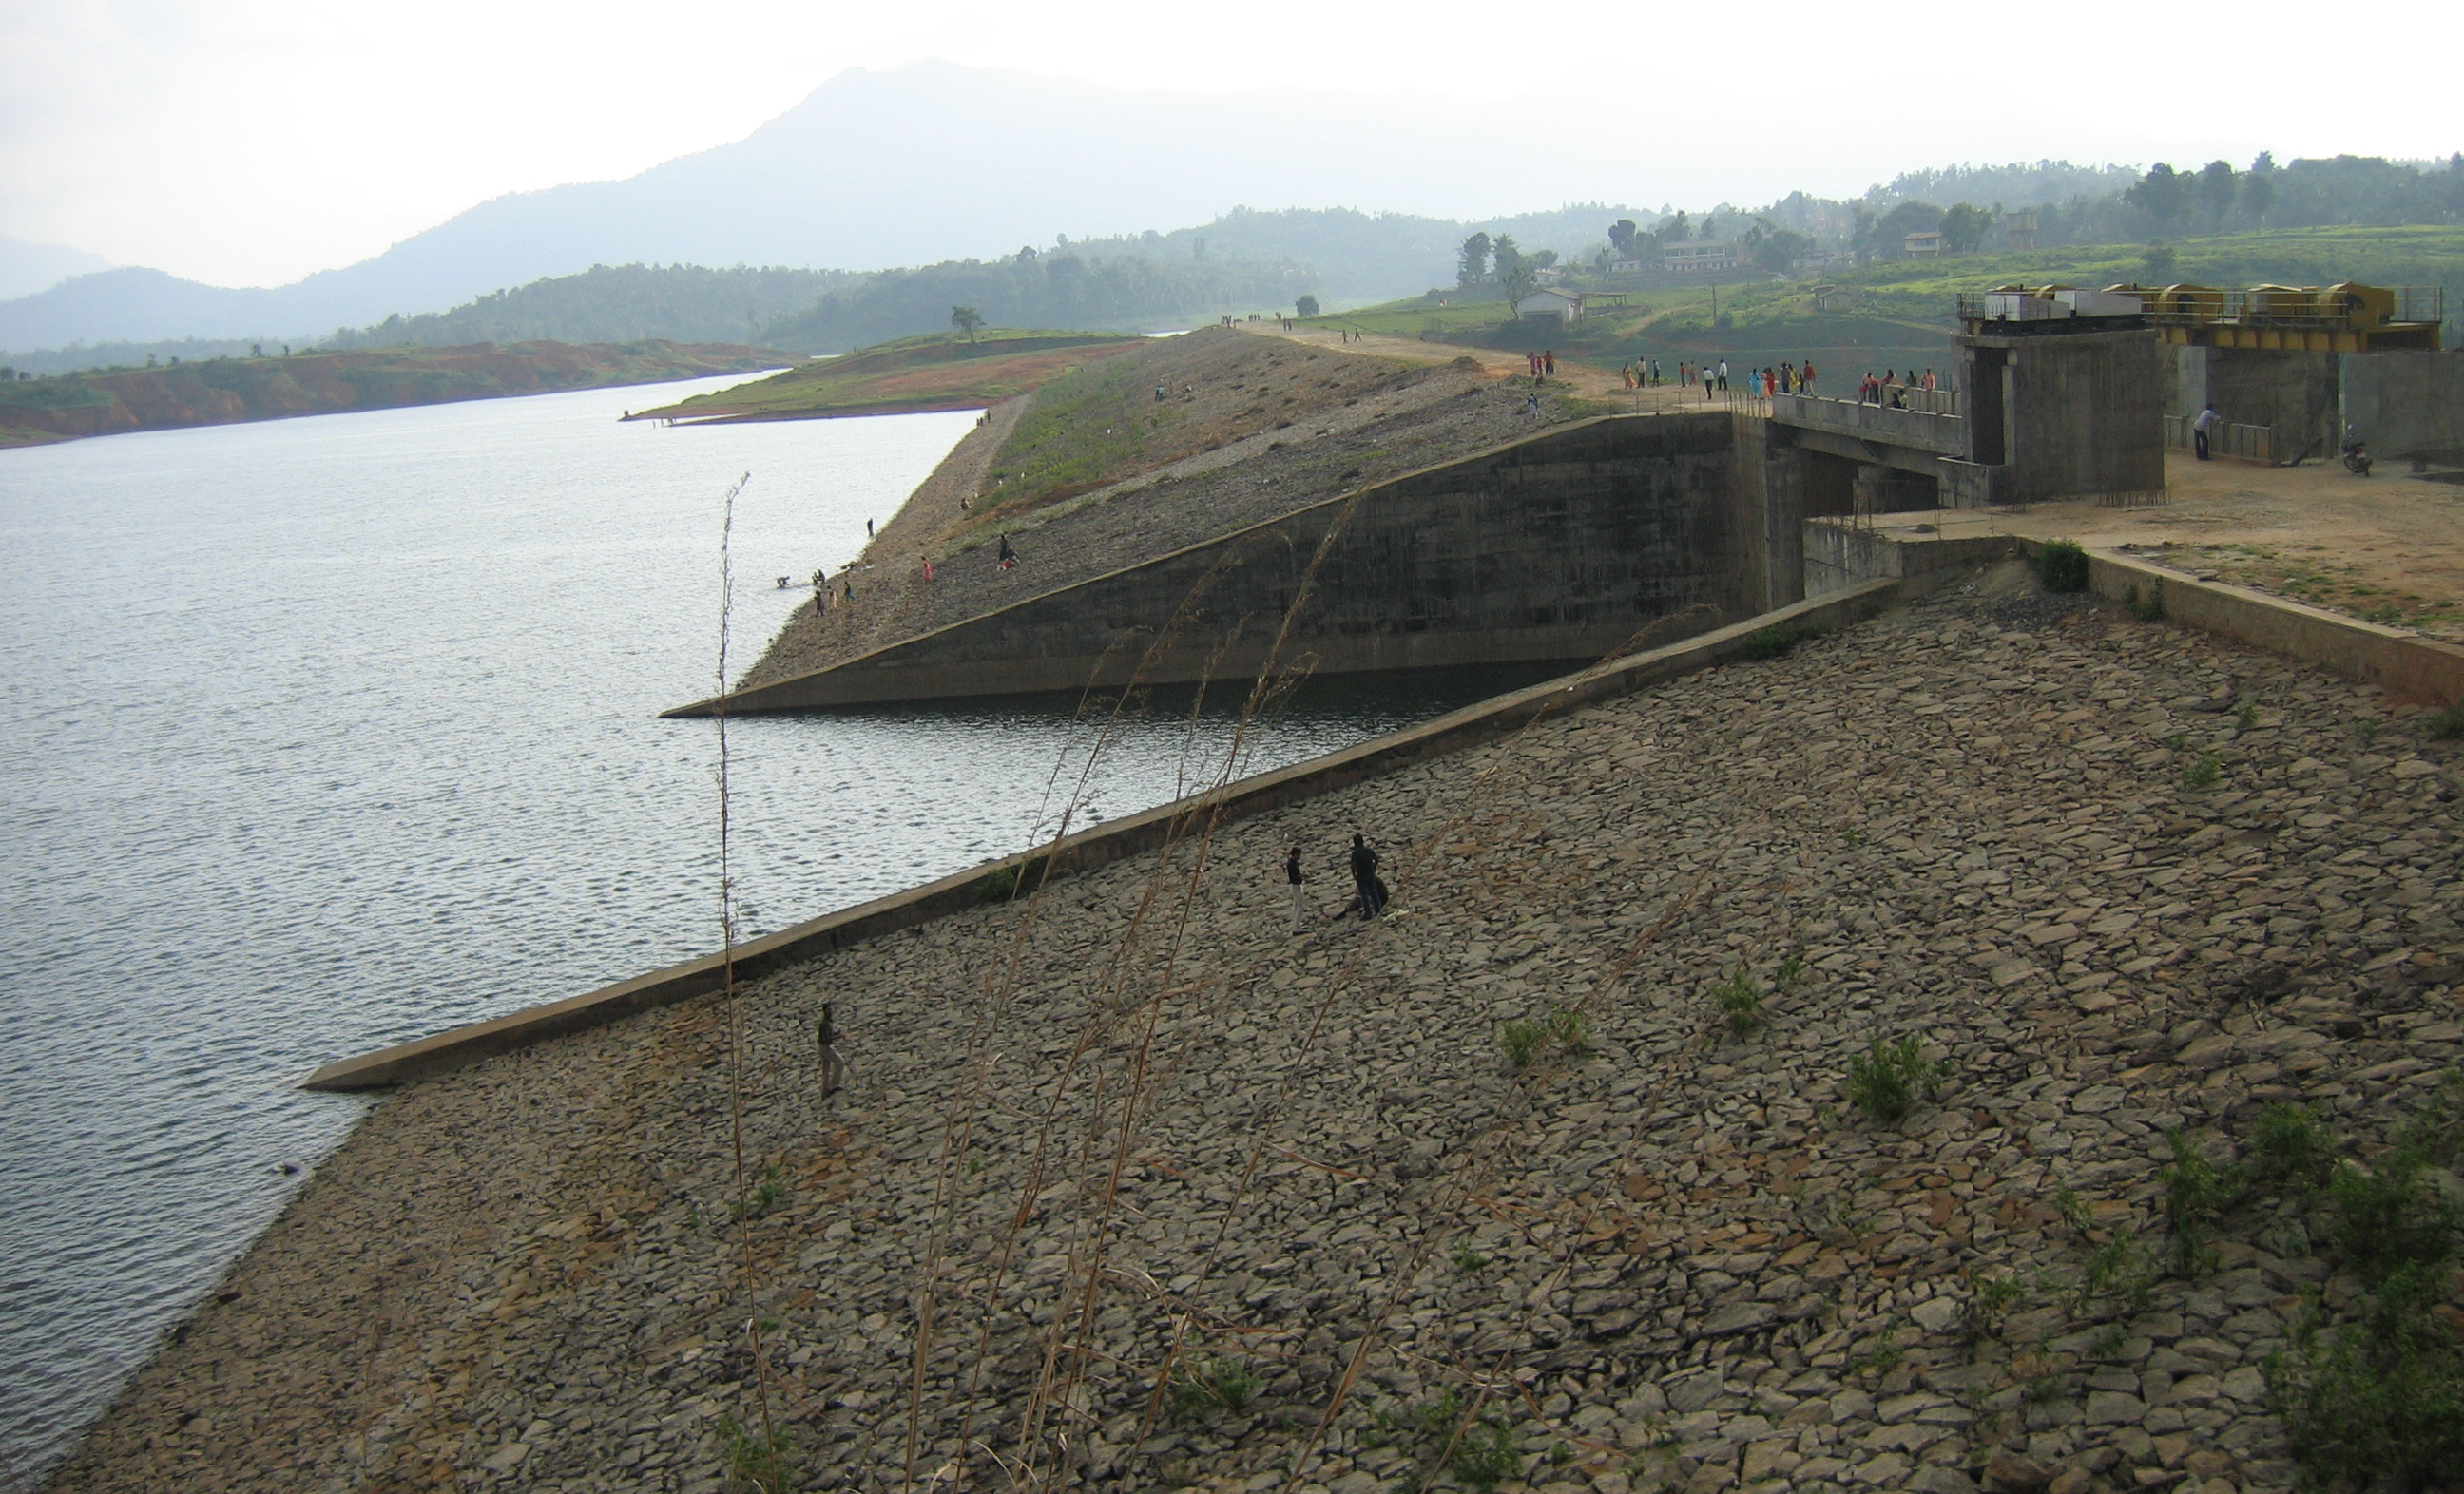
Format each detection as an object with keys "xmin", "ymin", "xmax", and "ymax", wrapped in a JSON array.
[
  {"xmin": 324, "ymin": 265, "xmax": 854, "ymax": 352},
  {"xmin": 758, "ymin": 252, "xmax": 1316, "ymax": 352},
  {"xmin": 0, "ymin": 340, "xmax": 781, "ymax": 448}
]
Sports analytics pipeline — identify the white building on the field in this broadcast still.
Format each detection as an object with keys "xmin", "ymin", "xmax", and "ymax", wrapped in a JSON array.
[
  {"xmin": 1663, "ymin": 241, "xmax": 1738, "ymax": 274},
  {"xmin": 1513, "ymin": 288, "xmax": 1626, "ymax": 323}
]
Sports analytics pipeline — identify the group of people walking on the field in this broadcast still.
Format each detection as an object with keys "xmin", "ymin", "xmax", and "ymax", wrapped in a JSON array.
[{"xmin": 1525, "ymin": 351, "xmax": 1557, "ymax": 378}]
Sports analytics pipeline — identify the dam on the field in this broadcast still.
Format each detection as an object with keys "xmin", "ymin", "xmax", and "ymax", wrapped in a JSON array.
[{"xmin": 674, "ymin": 303, "xmax": 2166, "ymax": 717}]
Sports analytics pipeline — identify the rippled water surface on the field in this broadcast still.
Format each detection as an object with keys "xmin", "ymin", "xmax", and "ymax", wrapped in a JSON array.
[{"xmin": 0, "ymin": 377, "xmax": 1566, "ymax": 1484}]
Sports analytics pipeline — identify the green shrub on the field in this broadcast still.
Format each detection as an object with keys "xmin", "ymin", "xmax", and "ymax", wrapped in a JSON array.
[
  {"xmin": 2249, "ymin": 1102, "xmax": 2339, "ymax": 1195},
  {"xmin": 1740, "ymin": 623, "xmax": 1809, "ymax": 661},
  {"xmin": 2157, "ymin": 1129, "xmax": 2244, "ymax": 1275},
  {"xmin": 2125, "ymin": 583, "xmax": 2166, "ymax": 622},
  {"xmin": 1447, "ymin": 1420, "xmax": 1524, "ymax": 1492},
  {"xmin": 2262, "ymin": 1079, "xmax": 2464, "ymax": 1490},
  {"xmin": 2428, "ymin": 703, "xmax": 2464, "ymax": 740},
  {"xmin": 976, "ymin": 854, "xmax": 1050, "ymax": 903},
  {"xmin": 1499, "ymin": 1006, "xmax": 1589, "ymax": 1069},
  {"xmin": 1712, "ymin": 967, "xmax": 1765, "ymax": 1034},
  {"xmin": 1844, "ymin": 1036, "xmax": 1946, "ymax": 1123},
  {"xmin": 2035, "ymin": 539, "xmax": 2091, "ymax": 592},
  {"xmin": 2182, "ymin": 751, "xmax": 2222, "ymax": 790},
  {"xmin": 2268, "ymin": 1263, "xmax": 2464, "ymax": 1490},
  {"xmin": 2326, "ymin": 1149, "xmax": 2463, "ymax": 1289},
  {"xmin": 715, "ymin": 1414, "xmax": 793, "ymax": 1494},
  {"xmin": 2078, "ymin": 1230, "xmax": 2157, "ymax": 1314},
  {"xmin": 1166, "ymin": 1356, "xmax": 1262, "ymax": 1422}
]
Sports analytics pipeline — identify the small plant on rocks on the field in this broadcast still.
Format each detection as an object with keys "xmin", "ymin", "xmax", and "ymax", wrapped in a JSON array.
[
  {"xmin": 2428, "ymin": 703, "xmax": 2464, "ymax": 740},
  {"xmin": 1451, "ymin": 1244, "xmax": 1488, "ymax": 1273},
  {"xmin": 2125, "ymin": 582, "xmax": 2166, "ymax": 621},
  {"xmin": 730, "ymin": 1165, "xmax": 787, "ymax": 1222},
  {"xmin": 1711, "ymin": 967, "xmax": 1764, "ymax": 1035},
  {"xmin": 1843, "ymin": 1035, "xmax": 1945, "ymax": 1122},
  {"xmin": 714, "ymin": 1414, "xmax": 792, "ymax": 1494},
  {"xmin": 2249, "ymin": 1101, "xmax": 2339, "ymax": 1195},
  {"xmin": 2236, "ymin": 700, "xmax": 2262, "ymax": 730},
  {"xmin": 2034, "ymin": 538, "xmax": 2090, "ymax": 592},
  {"xmin": 1446, "ymin": 1419, "xmax": 1524, "ymax": 1492},
  {"xmin": 1498, "ymin": 1006, "xmax": 1588, "ymax": 1069},
  {"xmin": 2157, "ymin": 1128, "xmax": 2244, "ymax": 1275},
  {"xmin": 1165, "ymin": 1356, "xmax": 1261, "ymax": 1423},
  {"xmin": 1963, "ymin": 1272, "xmax": 2028, "ymax": 1346},
  {"xmin": 2076, "ymin": 1230, "xmax": 2156, "ymax": 1314},
  {"xmin": 2353, "ymin": 716, "xmax": 2381, "ymax": 743},
  {"xmin": 1739, "ymin": 622, "xmax": 1814, "ymax": 661},
  {"xmin": 2182, "ymin": 750, "xmax": 2223, "ymax": 789}
]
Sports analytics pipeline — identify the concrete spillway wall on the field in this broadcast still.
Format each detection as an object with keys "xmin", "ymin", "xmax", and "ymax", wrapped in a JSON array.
[{"xmin": 680, "ymin": 412, "xmax": 1769, "ymax": 714}]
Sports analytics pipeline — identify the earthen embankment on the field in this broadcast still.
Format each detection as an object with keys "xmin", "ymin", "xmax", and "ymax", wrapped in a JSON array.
[{"xmin": 50, "ymin": 570, "xmax": 2464, "ymax": 1494}]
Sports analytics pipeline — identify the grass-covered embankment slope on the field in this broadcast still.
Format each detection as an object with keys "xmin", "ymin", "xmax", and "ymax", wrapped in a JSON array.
[
  {"xmin": 972, "ymin": 325, "xmax": 1429, "ymax": 518},
  {"xmin": 0, "ymin": 340, "xmax": 787, "ymax": 448},
  {"xmin": 625, "ymin": 331, "xmax": 1143, "ymax": 425},
  {"xmin": 1309, "ymin": 224, "xmax": 2464, "ymax": 375}
]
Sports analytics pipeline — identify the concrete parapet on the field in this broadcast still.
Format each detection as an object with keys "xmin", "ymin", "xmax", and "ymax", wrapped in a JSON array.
[
  {"xmin": 2067, "ymin": 546, "xmax": 2464, "ymax": 706},
  {"xmin": 1769, "ymin": 393, "xmax": 1967, "ymax": 456},
  {"xmin": 1800, "ymin": 517, "xmax": 2464, "ymax": 708},
  {"xmin": 299, "ymin": 578, "xmax": 1900, "ymax": 1091}
]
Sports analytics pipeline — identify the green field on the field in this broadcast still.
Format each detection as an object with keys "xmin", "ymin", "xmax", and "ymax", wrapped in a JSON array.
[{"xmin": 1303, "ymin": 224, "xmax": 2464, "ymax": 374}]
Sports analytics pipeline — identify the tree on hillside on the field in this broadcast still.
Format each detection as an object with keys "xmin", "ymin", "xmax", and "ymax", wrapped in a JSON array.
[
  {"xmin": 1607, "ymin": 219, "xmax": 1639, "ymax": 256},
  {"xmin": 1492, "ymin": 235, "xmax": 1537, "ymax": 305},
  {"xmin": 950, "ymin": 305, "xmax": 986, "ymax": 342},
  {"xmin": 1295, "ymin": 294, "xmax": 1319, "ymax": 316},
  {"xmin": 1457, "ymin": 232, "xmax": 1492, "ymax": 287},
  {"xmin": 1872, "ymin": 201, "xmax": 1943, "ymax": 255},
  {"xmin": 2197, "ymin": 161, "xmax": 2239, "ymax": 229},
  {"xmin": 1939, "ymin": 202, "xmax": 1992, "ymax": 255},
  {"xmin": 2125, "ymin": 163, "xmax": 2194, "ymax": 235},
  {"xmin": 2242, "ymin": 152, "xmax": 2278, "ymax": 226},
  {"xmin": 1664, "ymin": 211, "xmax": 1690, "ymax": 243},
  {"xmin": 1750, "ymin": 227, "xmax": 1811, "ymax": 273}
]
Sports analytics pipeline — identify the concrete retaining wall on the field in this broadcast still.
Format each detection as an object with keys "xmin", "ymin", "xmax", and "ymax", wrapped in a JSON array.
[
  {"xmin": 301, "ymin": 579, "xmax": 1902, "ymax": 1091},
  {"xmin": 2075, "ymin": 548, "xmax": 2464, "ymax": 706},
  {"xmin": 1802, "ymin": 522, "xmax": 2020, "ymax": 601},
  {"xmin": 2341, "ymin": 350, "xmax": 2464, "ymax": 464},
  {"xmin": 677, "ymin": 413, "xmax": 1758, "ymax": 714}
]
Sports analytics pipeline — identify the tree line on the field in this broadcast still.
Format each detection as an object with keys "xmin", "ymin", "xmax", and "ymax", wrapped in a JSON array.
[{"xmin": 759, "ymin": 250, "xmax": 1317, "ymax": 351}]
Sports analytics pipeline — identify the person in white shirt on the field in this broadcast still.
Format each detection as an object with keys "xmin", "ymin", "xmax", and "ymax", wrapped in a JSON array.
[{"xmin": 2192, "ymin": 403, "xmax": 2220, "ymax": 461}]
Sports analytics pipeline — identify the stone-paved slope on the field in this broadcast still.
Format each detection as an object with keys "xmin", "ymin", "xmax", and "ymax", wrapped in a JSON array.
[{"xmin": 50, "ymin": 576, "xmax": 2464, "ymax": 1494}]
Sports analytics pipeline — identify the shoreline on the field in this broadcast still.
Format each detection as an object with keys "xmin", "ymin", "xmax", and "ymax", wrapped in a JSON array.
[
  {"xmin": 45, "ymin": 565, "xmax": 2464, "ymax": 1493},
  {"xmin": 0, "ymin": 341, "xmax": 783, "ymax": 450}
]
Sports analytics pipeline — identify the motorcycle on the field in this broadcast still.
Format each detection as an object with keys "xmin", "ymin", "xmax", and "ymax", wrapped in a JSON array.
[{"xmin": 2343, "ymin": 428, "xmax": 2373, "ymax": 476}]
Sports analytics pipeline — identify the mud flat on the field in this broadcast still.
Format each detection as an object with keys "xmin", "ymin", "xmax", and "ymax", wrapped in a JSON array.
[{"xmin": 47, "ymin": 565, "xmax": 2464, "ymax": 1494}]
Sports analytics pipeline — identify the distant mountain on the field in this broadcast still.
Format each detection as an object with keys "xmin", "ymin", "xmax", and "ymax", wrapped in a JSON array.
[
  {"xmin": 0, "ymin": 63, "xmax": 1662, "ymax": 354},
  {"xmin": 0, "ymin": 237, "xmax": 113, "ymax": 302}
]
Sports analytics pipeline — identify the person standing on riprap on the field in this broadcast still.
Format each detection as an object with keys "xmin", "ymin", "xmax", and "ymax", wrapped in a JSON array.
[
  {"xmin": 1284, "ymin": 844, "xmax": 1308, "ymax": 933},
  {"xmin": 1348, "ymin": 833, "xmax": 1386, "ymax": 920}
]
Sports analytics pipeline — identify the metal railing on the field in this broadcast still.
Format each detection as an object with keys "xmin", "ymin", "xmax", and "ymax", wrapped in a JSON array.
[
  {"xmin": 2164, "ymin": 414, "xmax": 2274, "ymax": 464},
  {"xmin": 1960, "ymin": 285, "xmax": 2441, "ymax": 332}
]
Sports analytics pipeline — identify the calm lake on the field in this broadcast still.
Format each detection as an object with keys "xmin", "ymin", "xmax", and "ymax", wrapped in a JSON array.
[{"xmin": 0, "ymin": 374, "xmax": 1560, "ymax": 1484}]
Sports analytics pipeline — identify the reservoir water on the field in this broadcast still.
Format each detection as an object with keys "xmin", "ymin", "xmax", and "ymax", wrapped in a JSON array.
[{"xmin": 0, "ymin": 374, "xmax": 1562, "ymax": 1485}]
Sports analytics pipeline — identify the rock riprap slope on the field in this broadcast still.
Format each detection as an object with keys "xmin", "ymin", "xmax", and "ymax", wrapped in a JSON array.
[{"xmin": 51, "ymin": 577, "xmax": 2464, "ymax": 1494}]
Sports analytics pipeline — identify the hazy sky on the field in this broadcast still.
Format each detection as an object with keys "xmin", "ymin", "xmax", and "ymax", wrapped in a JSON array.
[{"xmin": 3, "ymin": 0, "xmax": 2456, "ymax": 288}]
